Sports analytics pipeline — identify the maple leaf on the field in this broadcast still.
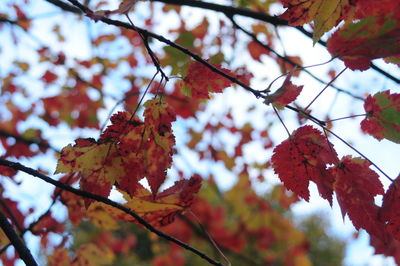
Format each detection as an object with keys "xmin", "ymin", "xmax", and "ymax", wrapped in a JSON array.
[
  {"xmin": 143, "ymin": 99, "xmax": 176, "ymax": 195},
  {"xmin": 330, "ymin": 156, "xmax": 384, "ymax": 237},
  {"xmin": 164, "ymin": 83, "xmax": 200, "ymax": 118},
  {"xmin": 327, "ymin": 14, "xmax": 400, "ymax": 70},
  {"xmin": 93, "ymin": 0, "xmax": 138, "ymax": 17},
  {"xmin": 248, "ymin": 40, "xmax": 269, "ymax": 62},
  {"xmin": 277, "ymin": 56, "xmax": 302, "ymax": 77},
  {"xmin": 271, "ymin": 125, "xmax": 338, "ymax": 204},
  {"xmin": 92, "ymin": 175, "xmax": 202, "ymax": 226},
  {"xmin": 41, "ymin": 70, "xmax": 58, "ymax": 83},
  {"xmin": 55, "ymin": 138, "xmax": 120, "ymax": 201},
  {"xmin": 56, "ymin": 99, "xmax": 177, "ymax": 202},
  {"xmin": 379, "ymin": 175, "xmax": 400, "ymax": 241},
  {"xmin": 360, "ymin": 90, "xmax": 400, "ymax": 144},
  {"xmin": 264, "ymin": 68, "xmax": 303, "ymax": 108},
  {"xmin": 183, "ymin": 61, "xmax": 233, "ymax": 99},
  {"xmin": 115, "ymin": 0, "xmax": 137, "ymax": 14},
  {"xmin": 354, "ymin": 0, "xmax": 400, "ymax": 18},
  {"xmin": 370, "ymin": 232, "xmax": 400, "ymax": 265},
  {"xmin": 280, "ymin": 0, "xmax": 355, "ymax": 42},
  {"xmin": 0, "ymin": 165, "xmax": 18, "ymax": 178}
]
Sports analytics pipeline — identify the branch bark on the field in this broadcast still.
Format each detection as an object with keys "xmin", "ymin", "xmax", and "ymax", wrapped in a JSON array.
[
  {"xmin": 0, "ymin": 209, "xmax": 38, "ymax": 266},
  {"xmin": 42, "ymin": 0, "xmax": 400, "ymax": 85}
]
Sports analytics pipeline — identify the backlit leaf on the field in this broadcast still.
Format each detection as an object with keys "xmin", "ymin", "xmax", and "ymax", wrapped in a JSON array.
[
  {"xmin": 330, "ymin": 156, "xmax": 384, "ymax": 237},
  {"xmin": 379, "ymin": 175, "xmax": 400, "ymax": 241},
  {"xmin": 280, "ymin": 0, "xmax": 354, "ymax": 42},
  {"xmin": 183, "ymin": 61, "xmax": 233, "ymax": 99},
  {"xmin": 93, "ymin": 175, "xmax": 202, "ymax": 226},
  {"xmin": 360, "ymin": 90, "xmax": 400, "ymax": 143},
  {"xmin": 271, "ymin": 125, "xmax": 338, "ymax": 204},
  {"xmin": 327, "ymin": 14, "xmax": 400, "ymax": 70},
  {"xmin": 143, "ymin": 99, "xmax": 176, "ymax": 195},
  {"xmin": 264, "ymin": 68, "xmax": 303, "ymax": 108}
]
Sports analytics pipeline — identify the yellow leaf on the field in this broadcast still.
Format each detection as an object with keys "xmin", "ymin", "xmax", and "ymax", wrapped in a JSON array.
[
  {"xmin": 55, "ymin": 141, "xmax": 113, "ymax": 174},
  {"xmin": 280, "ymin": 0, "xmax": 355, "ymax": 43}
]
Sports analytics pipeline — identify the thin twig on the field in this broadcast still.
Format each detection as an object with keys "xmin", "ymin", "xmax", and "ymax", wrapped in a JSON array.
[
  {"xmin": 66, "ymin": 0, "xmax": 264, "ymax": 99},
  {"xmin": 151, "ymin": 0, "xmax": 400, "ymax": 85},
  {"xmin": 272, "ymin": 106, "xmax": 291, "ymax": 137},
  {"xmin": 325, "ymin": 127, "xmax": 394, "ymax": 182},
  {"xmin": 325, "ymin": 114, "xmax": 367, "ymax": 123},
  {"xmin": 0, "ymin": 198, "xmax": 24, "ymax": 233},
  {"xmin": 228, "ymin": 16, "xmax": 361, "ymax": 101},
  {"xmin": 304, "ymin": 67, "xmax": 347, "ymax": 110},
  {"xmin": 125, "ymin": 14, "xmax": 169, "ymax": 82},
  {"xmin": 43, "ymin": 0, "xmax": 400, "ymax": 85},
  {"xmin": 0, "ymin": 158, "xmax": 224, "ymax": 266}
]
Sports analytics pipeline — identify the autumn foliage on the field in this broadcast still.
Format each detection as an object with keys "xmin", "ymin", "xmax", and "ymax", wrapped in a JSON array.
[{"xmin": 0, "ymin": 0, "xmax": 400, "ymax": 265}]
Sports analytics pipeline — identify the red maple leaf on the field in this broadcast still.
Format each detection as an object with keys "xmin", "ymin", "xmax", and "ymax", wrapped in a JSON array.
[
  {"xmin": 327, "ymin": 13, "xmax": 400, "ymax": 70},
  {"xmin": 360, "ymin": 90, "xmax": 400, "ymax": 144},
  {"xmin": 330, "ymin": 156, "xmax": 384, "ymax": 237},
  {"xmin": 183, "ymin": 61, "xmax": 233, "ymax": 99},
  {"xmin": 41, "ymin": 70, "xmax": 58, "ymax": 83},
  {"xmin": 379, "ymin": 175, "xmax": 400, "ymax": 241},
  {"xmin": 271, "ymin": 125, "xmax": 338, "ymax": 203},
  {"xmin": 264, "ymin": 69, "xmax": 303, "ymax": 108},
  {"xmin": 143, "ymin": 99, "xmax": 176, "ymax": 195}
]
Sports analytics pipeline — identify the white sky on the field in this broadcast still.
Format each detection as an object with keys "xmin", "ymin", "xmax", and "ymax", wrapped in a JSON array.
[{"xmin": 1, "ymin": 1, "xmax": 399, "ymax": 265}]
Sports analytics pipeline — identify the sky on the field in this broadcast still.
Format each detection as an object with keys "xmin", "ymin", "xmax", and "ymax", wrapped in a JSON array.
[{"xmin": 1, "ymin": 0, "xmax": 400, "ymax": 265}]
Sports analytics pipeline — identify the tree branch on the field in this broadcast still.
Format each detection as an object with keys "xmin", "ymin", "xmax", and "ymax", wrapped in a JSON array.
[
  {"xmin": 227, "ymin": 15, "xmax": 363, "ymax": 101},
  {"xmin": 43, "ymin": 0, "xmax": 399, "ymax": 85},
  {"xmin": 66, "ymin": 0, "xmax": 264, "ymax": 98},
  {"xmin": 152, "ymin": 0, "xmax": 287, "ymax": 26},
  {"xmin": 0, "ymin": 158, "xmax": 224, "ymax": 266},
  {"xmin": 0, "ymin": 130, "xmax": 53, "ymax": 152},
  {"xmin": 151, "ymin": 0, "xmax": 400, "ymax": 84},
  {"xmin": 44, "ymin": 0, "xmax": 82, "ymax": 13},
  {"xmin": 0, "ymin": 209, "xmax": 38, "ymax": 266}
]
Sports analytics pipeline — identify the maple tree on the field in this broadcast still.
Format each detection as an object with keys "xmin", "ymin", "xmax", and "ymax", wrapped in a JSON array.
[{"xmin": 0, "ymin": 0, "xmax": 399, "ymax": 265}]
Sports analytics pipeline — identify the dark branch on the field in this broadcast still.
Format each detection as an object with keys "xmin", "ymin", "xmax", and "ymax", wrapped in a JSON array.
[
  {"xmin": 228, "ymin": 16, "xmax": 363, "ymax": 100},
  {"xmin": 0, "ymin": 130, "xmax": 53, "ymax": 152},
  {"xmin": 0, "ymin": 174, "xmax": 75, "ymax": 255},
  {"xmin": 66, "ymin": 0, "xmax": 264, "ymax": 98},
  {"xmin": 152, "ymin": 0, "xmax": 400, "ymax": 85},
  {"xmin": 0, "ymin": 209, "xmax": 38, "ymax": 266},
  {"xmin": 152, "ymin": 0, "xmax": 287, "ymax": 26},
  {"xmin": 0, "ymin": 158, "xmax": 224, "ymax": 266},
  {"xmin": 42, "ymin": 0, "xmax": 399, "ymax": 85},
  {"xmin": 0, "ymin": 17, "xmax": 18, "ymax": 24},
  {"xmin": 44, "ymin": 0, "xmax": 82, "ymax": 13},
  {"xmin": 0, "ymin": 199, "xmax": 25, "ymax": 233}
]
